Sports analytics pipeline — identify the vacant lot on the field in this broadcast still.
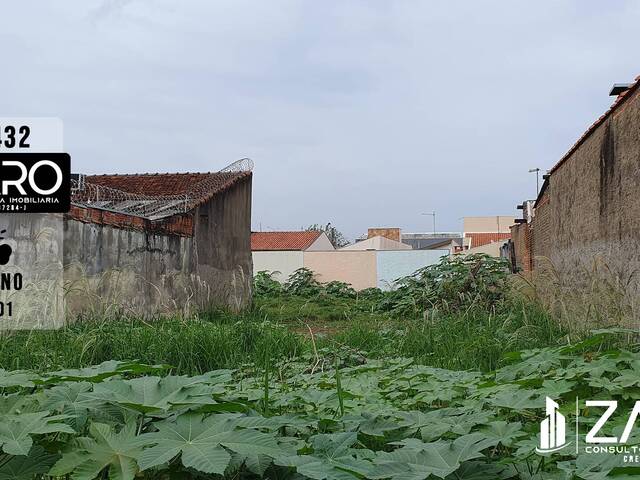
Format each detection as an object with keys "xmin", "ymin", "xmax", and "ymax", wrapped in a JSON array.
[{"xmin": 0, "ymin": 255, "xmax": 636, "ymax": 479}]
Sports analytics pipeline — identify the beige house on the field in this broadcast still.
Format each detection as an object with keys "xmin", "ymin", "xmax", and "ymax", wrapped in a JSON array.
[
  {"xmin": 341, "ymin": 235, "xmax": 411, "ymax": 251},
  {"xmin": 462, "ymin": 216, "xmax": 515, "ymax": 253}
]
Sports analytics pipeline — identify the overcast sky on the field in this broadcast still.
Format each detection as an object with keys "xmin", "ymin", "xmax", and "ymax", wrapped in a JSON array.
[{"xmin": 3, "ymin": 1, "xmax": 638, "ymax": 238}]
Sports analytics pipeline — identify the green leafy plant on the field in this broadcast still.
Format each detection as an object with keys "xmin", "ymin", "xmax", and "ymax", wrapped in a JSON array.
[{"xmin": 0, "ymin": 329, "xmax": 637, "ymax": 479}]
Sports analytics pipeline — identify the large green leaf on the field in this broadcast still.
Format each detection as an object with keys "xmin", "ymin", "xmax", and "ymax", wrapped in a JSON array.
[
  {"xmin": 44, "ymin": 361, "xmax": 168, "ymax": 383},
  {"xmin": 49, "ymin": 423, "xmax": 145, "ymax": 480},
  {"xmin": 0, "ymin": 446, "xmax": 58, "ymax": 480},
  {"xmin": 0, "ymin": 411, "xmax": 74, "ymax": 455},
  {"xmin": 138, "ymin": 412, "xmax": 283, "ymax": 474},
  {"xmin": 0, "ymin": 370, "xmax": 38, "ymax": 390},
  {"xmin": 372, "ymin": 433, "xmax": 497, "ymax": 480},
  {"xmin": 83, "ymin": 376, "xmax": 218, "ymax": 414},
  {"xmin": 275, "ymin": 433, "xmax": 373, "ymax": 480}
]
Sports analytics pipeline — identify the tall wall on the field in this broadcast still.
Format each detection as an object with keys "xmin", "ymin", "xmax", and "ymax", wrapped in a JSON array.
[
  {"xmin": 64, "ymin": 175, "xmax": 253, "ymax": 317},
  {"xmin": 64, "ymin": 220, "xmax": 200, "ymax": 317},
  {"xmin": 531, "ymin": 86, "xmax": 640, "ymax": 286},
  {"xmin": 194, "ymin": 175, "xmax": 253, "ymax": 312}
]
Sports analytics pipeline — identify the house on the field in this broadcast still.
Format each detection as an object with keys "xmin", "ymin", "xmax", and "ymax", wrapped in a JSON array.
[
  {"xmin": 3, "ymin": 158, "xmax": 254, "ymax": 325},
  {"xmin": 251, "ymin": 226, "xmax": 445, "ymax": 291},
  {"xmin": 251, "ymin": 231, "xmax": 333, "ymax": 252},
  {"xmin": 510, "ymin": 76, "xmax": 640, "ymax": 289},
  {"xmin": 340, "ymin": 235, "xmax": 411, "ymax": 251},
  {"xmin": 401, "ymin": 232, "xmax": 466, "ymax": 253},
  {"xmin": 251, "ymin": 230, "xmax": 334, "ymax": 282},
  {"xmin": 462, "ymin": 216, "xmax": 514, "ymax": 256}
]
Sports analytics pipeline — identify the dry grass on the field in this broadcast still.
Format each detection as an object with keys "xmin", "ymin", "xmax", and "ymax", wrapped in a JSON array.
[{"xmin": 512, "ymin": 255, "xmax": 639, "ymax": 332}]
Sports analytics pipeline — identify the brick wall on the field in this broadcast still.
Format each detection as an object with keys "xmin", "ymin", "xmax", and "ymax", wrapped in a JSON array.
[
  {"xmin": 510, "ymin": 222, "xmax": 532, "ymax": 272},
  {"xmin": 526, "ymin": 83, "xmax": 640, "ymax": 289},
  {"xmin": 67, "ymin": 206, "xmax": 194, "ymax": 237},
  {"xmin": 368, "ymin": 228, "xmax": 401, "ymax": 242}
]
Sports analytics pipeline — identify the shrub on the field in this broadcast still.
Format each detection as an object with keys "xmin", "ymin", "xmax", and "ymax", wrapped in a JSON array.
[{"xmin": 253, "ymin": 270, "xmax": 283, "ymax": 296}]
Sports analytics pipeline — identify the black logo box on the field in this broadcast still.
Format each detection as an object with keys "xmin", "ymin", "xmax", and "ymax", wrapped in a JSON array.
[{"xmin": 0, "ymin": 153, "xmax": 70, "ymax": 213}]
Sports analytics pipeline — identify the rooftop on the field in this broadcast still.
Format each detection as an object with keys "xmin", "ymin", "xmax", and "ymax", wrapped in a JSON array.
[
  {"xmin": 71, "ymin": 158, "xmax": 253, "ymax": 221},
  {"xmin": 251, "ymin": 231, "xmax": 323, "ymax": 251},
  {"xmin": 465, "ymin": 232, "xmax": 511, "ymax": 248}
]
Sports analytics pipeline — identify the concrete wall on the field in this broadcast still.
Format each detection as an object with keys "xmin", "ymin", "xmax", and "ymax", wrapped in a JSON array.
[
  {"xmin": 303, "ymin": 251, "xmax": 377, "ymax": 290},
  {"xmin": 525, "ymin": 84, "xmax": 640, "ymax": 291},
  {"xmin": 0, "ymin": 213, "xmax": 64, "ymax": 329},
  {"xmin": 194, "ymin": 174, "xmax": 253, "ymax": 312},
  {"xmin": 377, "ymin": 250, "xmax": 447, "ymax": 289},
  {"xmin": 251, "ymin": 249, "xmax": 446, "ymax": 291},
  {"xmin": 463, "ymin": 216, "xmax": 515, "ymax": 233},
  {"xmin": 252, "ymin": 251, "xmax": 303, "ymax": 282},
  {"xmin": 64, "ymin": 175, "xmax": 253, "ymax": 318}
]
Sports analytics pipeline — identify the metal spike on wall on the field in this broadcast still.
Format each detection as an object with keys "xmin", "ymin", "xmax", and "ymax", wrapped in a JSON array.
[{"xmin": 70, "ymin": 158, "xmax": 253, "ymax": 220}]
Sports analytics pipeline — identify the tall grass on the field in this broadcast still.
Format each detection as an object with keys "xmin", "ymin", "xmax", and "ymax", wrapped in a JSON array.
[
  {"xmin": 323, "ymin": 299, "xmax": 567, "ymax": 372},
  {"xmin": 0, "ymin": 300, "xmax": 570, "ymax": 374},
  {"xmin": 0, "ymin": 310, "xmax": 304, "ymax": 374},
  {"xmin": 514, "ymin": 256, "xmax": 639, "ymax": 331}
]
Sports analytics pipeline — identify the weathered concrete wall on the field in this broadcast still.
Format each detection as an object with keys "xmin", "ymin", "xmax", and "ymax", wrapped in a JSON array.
[
  {"xmin": 0, "ymin": 213, "xmax": 64, "ymax": 329},
  {"xmin": 194, "ymin": 175, "xmax": 252, "ymax": 312},
  {"xmin": 64, "ymin": 175, "xmax": 253, "ymax": 317},
  {"xmin": 532, "ymin": 86, "xmax": 640, "ymax": 288},
  {"xmin": 63, "ymin": 219, "xmax": 200, "ymax": 317}
]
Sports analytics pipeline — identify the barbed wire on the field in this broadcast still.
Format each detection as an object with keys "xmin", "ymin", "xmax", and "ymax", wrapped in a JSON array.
[{"xmin": 70, "ymin": 158, "xmax": 253, "ymax": 221}]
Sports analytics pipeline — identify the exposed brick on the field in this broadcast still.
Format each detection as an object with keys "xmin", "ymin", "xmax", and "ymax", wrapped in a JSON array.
[
  {"xmin": 367, "ymin": 228, "xmax": 401, "ymax": 242},
  {"xmin": 66, "ymin": 205, "xmax": 194, "ymax": 237}
]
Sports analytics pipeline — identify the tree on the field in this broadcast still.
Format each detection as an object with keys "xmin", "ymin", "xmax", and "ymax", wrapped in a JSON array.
[{"xmin": 306, "ymin": 222, "xmax": 349, "ymax": 248}]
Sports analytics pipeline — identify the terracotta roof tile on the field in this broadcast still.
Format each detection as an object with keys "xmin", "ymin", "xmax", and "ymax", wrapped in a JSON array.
[
  {"xmin": 465, "ymin": 232, "xmax": 511, "ymax": 248},
  {"xmin": 84, "ymin": 171, "xmax": 251, "ymax": 207},
  {"xmin": 251, "ymin": 231, "xmax": 323, "ymax": 251}
]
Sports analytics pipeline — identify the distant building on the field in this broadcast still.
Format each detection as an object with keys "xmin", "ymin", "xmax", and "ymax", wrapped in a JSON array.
[
  {"xmin": 251, "ymin": 231, "xmax": 334, "ymax": 282},
  {"xmin": 367, "ymin": 227, "xmax": 401, "ymax": 242},
  {"xmin": 251, "ymin": 231, "xmax": 334, "ymax": 252},
  {"xmin": 341, "ymin": 235, "xmax": 411, "ymax": 251},
  {"xmin": 401, "ymin": 232, "xmax": 465, "ymax": 252},
  {"xmin": 462, "ymin": 216, "xmax": 514, "ymax": 253}
]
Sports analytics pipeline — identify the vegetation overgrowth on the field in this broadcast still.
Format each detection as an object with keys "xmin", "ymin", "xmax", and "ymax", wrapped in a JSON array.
[
  {"xmin": 0, "ymin": 329, "xmax": 639, "ymax": 480},
  {"xmin": 0, "ymin": 254, "xmax": 635, "ymax": 479},
  {"xmin": 0, "ymin": 254, "xmax": 592, "ymax": 374}
]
